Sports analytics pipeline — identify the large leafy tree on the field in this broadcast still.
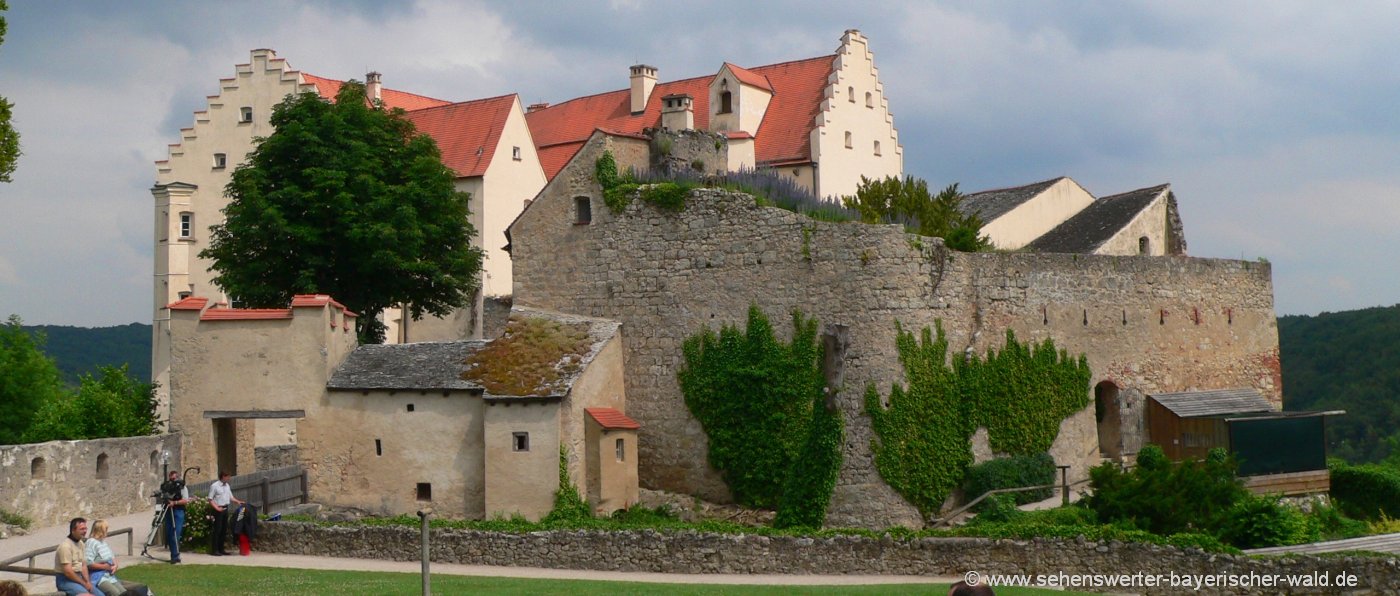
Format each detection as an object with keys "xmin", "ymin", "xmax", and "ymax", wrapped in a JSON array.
[
  {"xmin": 0, "ymin": 0, "xmax": 21, "ymax": 182},
  {"xmin": 0, "ymin": 315, "xmax": 65, "ymax": 444},
  {"xmin": 842, "ymin": 176, "xmax": 990, "ymax": 252},
  {"xmin": 201, "ymin": 81, "xmax": 482, "ymax": 343},
  {"xmin": 24, "ymin": 365, "xmax": 159, "ymax": 443}
]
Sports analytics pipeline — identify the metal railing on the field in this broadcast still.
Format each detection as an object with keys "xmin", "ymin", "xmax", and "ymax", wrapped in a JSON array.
[
  {"xmin": 0, "ymin": 527, "xmax": 134, "ymax": 582},
  {"xmin": 927, "ymin": 466, "xmax": 1094, "ymax": 529}
]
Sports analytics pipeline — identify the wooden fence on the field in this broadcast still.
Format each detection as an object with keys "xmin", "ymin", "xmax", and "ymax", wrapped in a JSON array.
[{"xmin": 188, "ymin": 465, "xmax": 307, "ymax": 514}]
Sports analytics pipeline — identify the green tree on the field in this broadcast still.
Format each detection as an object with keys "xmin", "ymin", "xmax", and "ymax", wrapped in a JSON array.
[
  {"xmin": 201, "ymin": 81, "xmax": 482, "ymax": 343},
  {"xmin": 0, "ymin": 1, "xmax": 22, "ymax": 182},
  {"xmin": 0, "ymin": 315, "xmax": 65, "ymax": 444},
  {"xmin": 842, "ymin": 176, "xmax": 990, "ymax": 252},
  {"xmin": 24, "ymin": 365, "xmax": 159, "ymax": 442}
]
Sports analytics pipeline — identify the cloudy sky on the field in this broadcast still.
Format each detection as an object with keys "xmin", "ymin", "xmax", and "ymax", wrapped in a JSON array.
[{"xmin": 1, "ymin": 1, "xmax": 1396, "ymax": 326}]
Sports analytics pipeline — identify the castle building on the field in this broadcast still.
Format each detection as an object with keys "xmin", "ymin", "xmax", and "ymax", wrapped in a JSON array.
[{"xmin": 960, "ymin": 177, "xmax": 1187, "ymax": 256}]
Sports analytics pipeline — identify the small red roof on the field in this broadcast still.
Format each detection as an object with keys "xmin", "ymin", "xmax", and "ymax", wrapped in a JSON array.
[
  {"xmin": 167, "ymin": 296, "xmax": 209, "ymax": 310},
  {"xmin": 585, "ymin": 407, "xmax": 641, "ymax": 430},
  {"xmin": 401, "ymin": 95, "xmax": 519, "ymax": 178},
  {"xmin": 301, "ymin": 73, "xmax": 451, "ymax": 112},
  {"xmin": 200, "ymin": 308, "xmax": 294, "ymax": 321},
  {"xmin": 722, "ymin": 63, "xmax": 774, "ymax": 92},
  {"xmin": 524, "ymin": 55, "xmax": 834, "ymax": 179}
]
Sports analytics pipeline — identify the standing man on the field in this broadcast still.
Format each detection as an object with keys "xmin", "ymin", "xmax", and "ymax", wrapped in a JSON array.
[
  {"xmin": 207, "ymin": 470, "xmax": 243, "ymax": 556},
  {"xmin": 54, "ymin": 517, "xmax": 94, "ymax": 596},
  {"xmin": 161, "ymin": 470, "xmax": 191, "ymax": 563}
]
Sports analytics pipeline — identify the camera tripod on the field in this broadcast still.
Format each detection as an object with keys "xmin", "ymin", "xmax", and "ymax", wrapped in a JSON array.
[{"xmin": 141, "ymin": 466, "xmax": 198, "ymax": 561}]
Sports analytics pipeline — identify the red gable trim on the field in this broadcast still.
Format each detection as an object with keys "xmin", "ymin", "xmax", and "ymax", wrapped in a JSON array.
[
  {"xmin": 167, "ymin": 296, "xmax": 209, "ymax": 310},
  {"xmin": 725, "ymin": 131, "xmax": 754, "ymax": 140},
  {"xmin": 401, "ymin": 95, "xmax": 519, "ymax": 178},
  {"xmin": 300, "ymin": 73, "xmax": 451, "ymax": 112},
  {"xmin": 200, "ymin": 308, "xmax": 294, "ymax": 321},
  {"xmin": 585, "ymin": 407, "xmax": 641, "ymax": 430}
]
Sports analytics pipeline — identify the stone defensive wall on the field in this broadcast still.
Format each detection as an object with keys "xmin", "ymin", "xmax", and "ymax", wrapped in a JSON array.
[
  {"xmin": 511, "ymin": 146, "xmax": 1280, "ymax": 527},
  {"xmin": 0, "ymin": 433, "xmax": 181, "ymax": 527},
  {"xmin": 256, "ymin": 522, "xmax": 1397, "ymax": 595}
]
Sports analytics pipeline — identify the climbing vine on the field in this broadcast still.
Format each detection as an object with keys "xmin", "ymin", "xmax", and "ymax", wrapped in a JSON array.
[
  {"xmin": 865, "ymin": 323, "xmax": 1089, "ymax": 516},
  {"xmin": 595, "ymin": 150, "xmax": 693, "ymax": 213},
  {"xmin": 678, "ymin": 306, "xmax": 843, "ymax": 527}
]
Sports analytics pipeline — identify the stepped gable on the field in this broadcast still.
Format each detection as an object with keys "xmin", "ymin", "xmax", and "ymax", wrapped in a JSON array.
[
  {"xmin": 401, "ymin": 95, "xmax": 519, "ymax": 177},
  {"xmin": 300, "ymin": 72, "xmax": 451, "ymax": 111},
  {"xmin": 327, "ymin": 341, "xmax": 487, "ymax": 391},
  {"xmin": 524, "ymin": 55, "xmax": 834, "ymax": 179},
  {"xmin": 960, "ymin": 177, "xmax": 1065, "ymax": 224},
  {"xmin": 1026, "ymin": 184, "xmax": 1170, "ymax": 254}
]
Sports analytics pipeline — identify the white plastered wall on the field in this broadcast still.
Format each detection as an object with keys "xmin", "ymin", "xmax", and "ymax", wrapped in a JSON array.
[
  {"xmin": 1094, "ymin": 193, "xmax": 1170, "ymax": 256},
  {"xmin": 810, "ymin": 30, "xmax": 903, "ymax": 199},
  {"xmin": 707, "ymin": 67, "xmax": 772, "ymax": 135},
  {"xmin": 480, "ymin": 98, "xmax": 548, "ymax": 298},
  {"xmin": 981, "ymin": 178, "xmax": 1096, "ymax": 250}
]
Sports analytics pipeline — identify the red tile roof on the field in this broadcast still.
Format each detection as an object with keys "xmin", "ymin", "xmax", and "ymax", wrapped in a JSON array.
[
  {"xmin": 167, "ymin": 296, "xmax": 209, "ymax": 310},
  {"xmin": 289, "ymin": 294, "xmax": 355, "ymax": 315},
  {"xmin": 585, "ymin": 407, "xmax": 641, "ymax": 430},
  {"xmin": 401, "ymin": 95, "xmax": 518, "ymax": 178},
  {"xmin": 723, "ymin": 63, "xmax": 773, "ymax": 92},
  {"xmin": 301, "ymin": 73, "xmax": 451, "ymax": 112},
  {"xmin": 524, "ymin": 55, "xmax": 834, "ymax": 179},
  {"xmin": 200, "ymin": 308, "xmax": 294, "ymax": 321}
]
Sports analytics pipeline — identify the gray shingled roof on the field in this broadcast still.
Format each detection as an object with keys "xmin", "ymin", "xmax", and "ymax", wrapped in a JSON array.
[
  {"xmin": 327, "ymin": 341, "xmax": 487, "ymax": 391},
  {"xmin": 1025, "ymin": 184, "xmax": 1168, "ymax": 254},
  {"xmin": 959, "ymin": 177, "xmax": 1065, "ymax": 223},
  {"xmin": 1150, "ymin": 388, "xmax": 1275, "ymax": 418}
]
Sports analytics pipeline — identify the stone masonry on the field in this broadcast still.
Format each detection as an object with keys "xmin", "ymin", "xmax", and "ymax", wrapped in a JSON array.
[
  {"xmin": 0, "ymin": 434, "xmax": 181, "ymax": 527},
  {"xmin": 510, "ymin": 132, "xmax": 1280, "ymax": 528},
  {"xmin": 256, "ymin": 522, "xmax": 1399, "ymax": 595}
]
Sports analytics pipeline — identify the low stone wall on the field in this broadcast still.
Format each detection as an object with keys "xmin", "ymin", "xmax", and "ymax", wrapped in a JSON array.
[
  {"xmin": 0, "ymin": 434, "xmax": 181, "ymax": 527},
  {"xmin": 256, "ymin": 522, "xmax": 1399, "ymax": 595}
]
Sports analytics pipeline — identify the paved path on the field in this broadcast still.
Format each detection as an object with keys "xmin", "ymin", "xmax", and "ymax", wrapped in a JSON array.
[
  {"xmin": 1245, "ymin": 532, "xmax": 1400, "ymax": 556},
  {"xmin": 3, "ymin": 508, "xmax": 955, "ymax": 592}
]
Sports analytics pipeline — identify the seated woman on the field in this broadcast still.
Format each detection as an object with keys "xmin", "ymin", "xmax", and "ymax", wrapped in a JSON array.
[{"xmin": 84, "ymin": 519, "xmax": 124, "ymax": 596}]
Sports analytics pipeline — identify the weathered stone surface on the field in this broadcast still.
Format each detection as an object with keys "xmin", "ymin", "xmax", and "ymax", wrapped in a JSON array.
[
  {"xmin": 0, "ymin": 434, "xmax": 181, "ymax": 527},
  {"xmin": 257, "ymin": 522, "xmax": 1399, "ymax": 595}
]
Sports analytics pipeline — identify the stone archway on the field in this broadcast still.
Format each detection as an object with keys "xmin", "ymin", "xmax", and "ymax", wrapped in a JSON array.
[{"xmin": 1095, "ymin": 381, "xmax": 1123, "ymax": 460}]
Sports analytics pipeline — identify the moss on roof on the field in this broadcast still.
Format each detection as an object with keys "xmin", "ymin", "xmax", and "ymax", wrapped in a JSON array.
[{"xmin": 461, "ymin": 315, "xmax": 593, "ymax": 396}]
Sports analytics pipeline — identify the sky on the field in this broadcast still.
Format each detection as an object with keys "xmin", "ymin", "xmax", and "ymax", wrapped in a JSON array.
[{"xmin": 1, "ymin": 1, "xmax": 1397, "ymax": 326}]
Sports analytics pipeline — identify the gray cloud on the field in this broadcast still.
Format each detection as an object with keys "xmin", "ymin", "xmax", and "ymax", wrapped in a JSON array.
[{"xmin": 0, "ymin": 0, "xmax": 1395, "ymax": 325}]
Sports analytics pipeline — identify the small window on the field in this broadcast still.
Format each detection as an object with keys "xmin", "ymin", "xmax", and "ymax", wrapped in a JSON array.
[
  {"xmin": 1138, "ymin": 236, "xmax": 1151, "ymax": 255},
  {"xmin": 512, "ymin": 146, "xmax": 522, "ymax": 161},
  {"xmin": 213, "ymin": 153, "xmax": 227, "ymax": 169},
  {"xmin": 848, "ymin": 86, "xmax": 855, "ymax": 103},
  {"xmin": 96, "ymin": 453, "xmax": 110, "ymax": 479},
  {"xmin": 718, "ymin": 91, "xmax": 732, "ymax": 114},
  {"xmin": 239, "ymin": 107, "xmax": 253, "ymax": 123},
  {"xmin": 406, "ymin": 403, "xmax": 415, "ymax": 412},
  {"xmin": 416, "ymin": 482, "xmax": 432, "ymax": 501},
  {"xmin": 31, "ymin": 457, "xmax": 46, "ymax": 481},
  {"xmin": 873, "ymin": 140, "xmax": 882, "ymax": 156},
  {"xmin": 150, "ymin": 450, "xmax": 160, "ymax": 471},
  {"xmin": 512, "ymin": 432, "xmax": 530, "ymax": 452},
  {"xmin": 179, "ymin": 212, "xmax": 193, "ymax": 238},
  {"xmin": 865, "ymin": 92, "xmax": 874, "ymax": 108},
  {"xmin": 375, "ymin": 439, "xmax": 383, "ymax": 456},
  {"xmin": 844, "ymin": 131, "xmax": 852, "ymax": 149},
  {"xmin": 615, "ymin": 438, "xmax": 625, "ymax": 462},
  {"xmin": 574, "ymin": 196, "xmax": 592, "ymax": 225}
]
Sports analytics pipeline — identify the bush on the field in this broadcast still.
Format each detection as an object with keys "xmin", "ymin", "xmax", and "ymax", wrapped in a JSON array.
[
  {"xmin": 0, "ymin": 507, "xmax": 31, "ymax": 530},
  {"xmin": 1086, "ymin": 445, "xmax": 1247, "ymax": 537},
  {"xmin": 963, "ymin": 453, "xmax": 1056, "ymax": 507},
  {"xmin": 1219, "ymin": 495, "xmax": 1316, "ymax": 549},
  {"xmin": 180, "ymin": 498, "xmax": 214, "ymax": 553},
  {"xmin": 1329, "ymin": 460, "xmax": 1400, "ymax": 520},
  {"xmin": 1304, "ymin": 501, "xmax": 1370, "ymax": 541}
]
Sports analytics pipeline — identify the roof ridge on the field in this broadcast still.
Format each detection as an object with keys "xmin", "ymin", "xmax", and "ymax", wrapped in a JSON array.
[
  {"xmin": 967, "ymin": 176, "xmax": 1068, "ymax": 196},
  {"xmin": 1100, "ymin": 183, "xmax": 1171, "ymax": 200},
  {"xmin": 536, "ymin": 53, "xmax": 835, "ymax": 109},
  {"xmin": 405, "ymin": 93, "xmax": 519, "ymax": 114},
  {"xmin": 303, "ymin": 71, "xmax": 453, "ymax": 105}
]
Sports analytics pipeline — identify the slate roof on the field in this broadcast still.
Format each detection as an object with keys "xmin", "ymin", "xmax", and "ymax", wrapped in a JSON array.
[
  {"xmin": 524, "ymin": 55, "xmax": 834, "ymax": 179},
  {"xmin": 301, "ymin": 73, "xmax": 452, "ymax": 112},
  {"xmin": 327, "ymin": 341, "xmax": 486, "ymax": 392},
  {"xmin": 401, "ymin": 95, "xmax": 519, "ymax": 178},
  {"xmin": 1025, "ymin": 184, "xmax": 1169, "ymax": 254},
  {"xmin": 960, "ymin": 177, "xmax": 1065, "ymax": 223},
  {"xmin": 1150, "ymin": 388, "xmax": 1275, "ymax": 418}
]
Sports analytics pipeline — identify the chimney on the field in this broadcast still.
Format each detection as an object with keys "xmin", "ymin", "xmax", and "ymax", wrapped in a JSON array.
[
  {"xmin": 366, "ymin": 71, "xmax": 382, "ymax": 102},
  {"xmin": 527, "ymin": 102, "xmax": 550, "ymax": 113},
  {"xmin": 660, "ymin": 94, "xmax": 694, "ymax": 131},
  {"xmin": 629, "ymin": 64, "xmax": 657, "ymax": 114}
]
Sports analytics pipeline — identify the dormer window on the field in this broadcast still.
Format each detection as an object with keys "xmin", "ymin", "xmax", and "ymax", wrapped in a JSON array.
[
  {"xmin": 718, "ymin": 91, "xmax": 732, "ymax": 114},
  {"xmin": 213, "ymin": 153, "xmax": 227, "ymax": 169},
  {"xmin": 240, "ymin": 107, "xmax": 253, "ymax": 123}
]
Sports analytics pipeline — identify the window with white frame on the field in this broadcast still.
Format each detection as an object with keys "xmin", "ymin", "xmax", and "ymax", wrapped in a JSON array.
[
  {"xmin": 179, "ymin": 212, "xmax": 193, "ymax": 239},
  {"xmin": 213, "ymin": 153, "xmax": 227, "ymax": 169}
]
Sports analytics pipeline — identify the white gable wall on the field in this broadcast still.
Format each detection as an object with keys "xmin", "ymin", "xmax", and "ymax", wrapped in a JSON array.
[
  {"xmin": 810, "ymin": 30, "xmax": 903, "ymax": 199},
  {"xmin": 982, "ymin": 178, "xmax": 1096, "ymax": 250},
  {"xmin": 1095, "ymin": 192, "xmax": 1170, "ymax": 256}
]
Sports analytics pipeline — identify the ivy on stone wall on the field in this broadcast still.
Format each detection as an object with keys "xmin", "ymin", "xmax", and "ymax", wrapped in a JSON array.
[
  {"xmin": 596, "ymin": 151, "xmax": 692, "ymax": 213},
  {"xmin": 678, "ymin": 306, "xmax": 843, "ymax": 527},
  {"xmin": 865, "ymin": 323, "xmax": 1090, "ymax": 516}
]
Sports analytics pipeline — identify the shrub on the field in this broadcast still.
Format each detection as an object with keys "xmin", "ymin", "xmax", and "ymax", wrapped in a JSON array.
[
  {"xmin": 1219, "ymin": 495, "xmax": 1316, "ymax": 549},
  {"xmin": 974, "ymin": 494, "xmax": 1021, "ymax": 523},
  {"xmin": 180, "ymin": 498, "xmax": 214, "ymax": 553},
  {"xmin": 1303, "ymin": 501, "xmax": 1370, "ymax": 541},
  {"xmin": 0, "ymin": 507, "xmax": 31, "ymax": 530},
  {"xmin": 1329, "ymin": 460, "xmax": 1400, "ymax": 520},
  {"xmin": 1086, "ymin": 445, "xmax": 1247, "ymax": 538},
  {"xmin": 963, "ymin": 453, "xmax": 1057, "ymax": 507}
]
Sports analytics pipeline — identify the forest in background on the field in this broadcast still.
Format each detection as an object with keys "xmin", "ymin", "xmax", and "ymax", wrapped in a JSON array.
[{"xmin": 21, "ymin": 322, "xmax": 150, "ymax": 386}]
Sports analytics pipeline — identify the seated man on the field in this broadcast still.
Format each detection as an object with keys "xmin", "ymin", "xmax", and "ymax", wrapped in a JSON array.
[{"xmin": 55, "ymin": 517, "xmax": 95, "ymax": 596}]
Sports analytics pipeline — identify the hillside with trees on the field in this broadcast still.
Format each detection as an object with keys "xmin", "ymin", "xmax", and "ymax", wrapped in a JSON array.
[
  {"xmin": 1279, "ymin": 304, "xmax": 1400, "ymax": 463},
  {"xmin": 21, "ymin": 322, "xmax": 150, "ymax": 386}
]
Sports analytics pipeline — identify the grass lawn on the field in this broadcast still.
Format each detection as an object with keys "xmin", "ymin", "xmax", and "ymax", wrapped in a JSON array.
[{"xmin": 119, "ymin": 563, "xmax": 1083, "ymax": 595}]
